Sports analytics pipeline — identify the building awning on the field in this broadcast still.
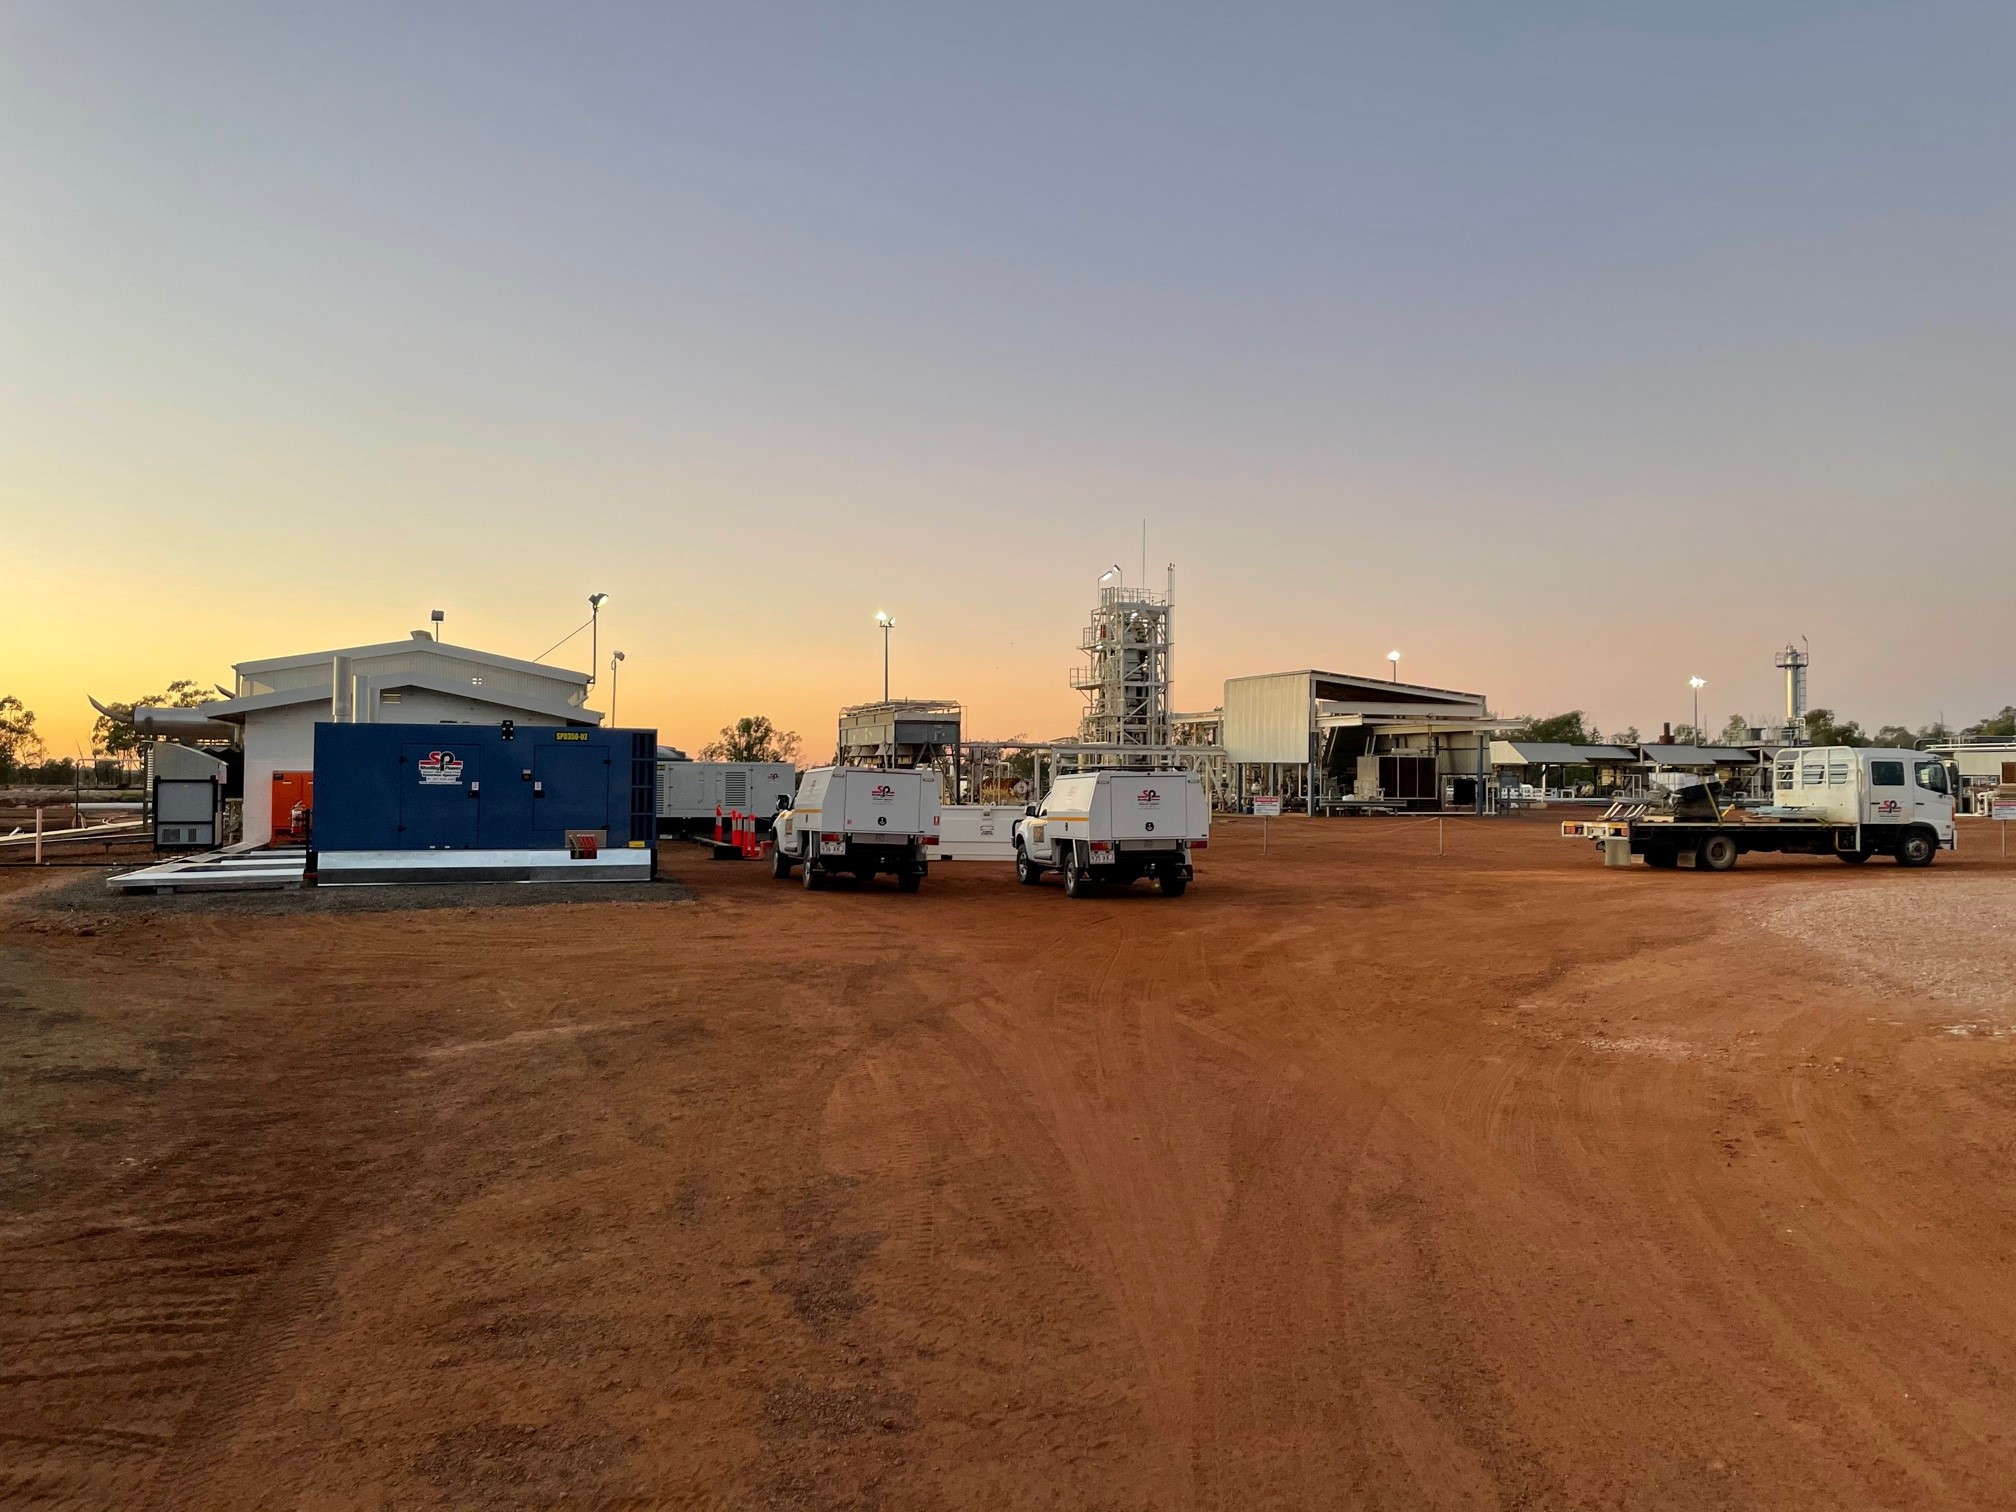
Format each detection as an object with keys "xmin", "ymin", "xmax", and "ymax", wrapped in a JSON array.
[
  {"xmin": 1491, "ymin": 741, "xmax": 1641, "ymax": 766},
  {"xmin": 1642, "ymin": 745, "xmax": 1763, "ymax": 767}
]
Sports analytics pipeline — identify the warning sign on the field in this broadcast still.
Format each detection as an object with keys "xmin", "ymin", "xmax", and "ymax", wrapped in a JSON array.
[{"xmin": 1253, "ymin": 796, "xmax": 1282, "ymax": 817}]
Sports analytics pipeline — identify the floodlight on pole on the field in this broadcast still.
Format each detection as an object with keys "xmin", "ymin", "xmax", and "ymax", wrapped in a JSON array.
[
  {"xmin": 430, "ymin": 608, "xmax": 444, "ymax": 641},
  {"xmin": 876, "ymin": 611, "xmax": 895, "ymax": 702},
  {"xmin": 610, "ymin": 651, "xmax": 625, "ymax": 726},
  {"xmin": 1388, "ymin": 650, "xmax": 1401, "ymax": 682},
  {"xmin": 588, "ymin": 592, "xmax": 610, "ymax": 684},
  {"xmin": 1689, "ymin": 676, "xmax": 1705, "ymax": 737}
]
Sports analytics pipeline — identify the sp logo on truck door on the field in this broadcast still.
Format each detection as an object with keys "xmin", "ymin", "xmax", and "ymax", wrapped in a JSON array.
[
  {"xmin": 870, "ymin": 784, "xmax": 895, "ymax": 802},
  {"xmin": 1136, "ymin": 788, "xmax": 1161, "ymax": 807},
  {"xmin": 1874, "ymin": 798, "xmax": 1902, "ymax": 816},
  {"xmin": 417, "ymin": 751, "xmax": 465, "ymax": 786}
]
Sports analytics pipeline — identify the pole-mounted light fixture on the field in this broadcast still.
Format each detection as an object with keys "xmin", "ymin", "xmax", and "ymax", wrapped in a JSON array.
[
  {"xmin": 610, "ymin": 650, "xmax": 625, "ymax": 725},
  {"xmin": 1388, "ymin": 649, "xmax": 1402, "ymax": 682},
  {"xmin": 588, "ymin": 592, "xmax": 610, "ymax": 684},
  {"xmin": 876, "ymin": 612, "xmax": 895, "ymax": 702}
]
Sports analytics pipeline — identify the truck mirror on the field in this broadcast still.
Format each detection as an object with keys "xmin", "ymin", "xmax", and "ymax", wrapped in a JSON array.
[{"xmin": 1025, "ymin": 804, "xmax": 1038, "ymax": 817}]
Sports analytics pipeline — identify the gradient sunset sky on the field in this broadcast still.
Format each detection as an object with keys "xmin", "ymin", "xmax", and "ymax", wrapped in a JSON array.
[{"xmin": 4, "ymin": 3, "xmax": 2011, "ymax": 758}]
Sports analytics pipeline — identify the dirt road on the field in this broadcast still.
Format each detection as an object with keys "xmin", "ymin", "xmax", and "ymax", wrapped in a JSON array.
[{"xmin": 5, "ymin": 817, "xmax": 2016, "ymax": 1508}]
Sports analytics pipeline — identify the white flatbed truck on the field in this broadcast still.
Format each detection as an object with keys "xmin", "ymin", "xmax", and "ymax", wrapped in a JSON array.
[
  {"xmin": 1012, "ymin": 769, "xmax": 1209, "ymax": 897},
  {"xmin": 771, "ymin": 766, "xmax": 941, "ymax": 892},
  {"xmin": 1564, "ymin": 746, "xmax": 1957, "ymax": 871}
]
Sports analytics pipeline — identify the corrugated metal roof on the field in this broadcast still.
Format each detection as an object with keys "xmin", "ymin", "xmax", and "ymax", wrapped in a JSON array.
[
  {"xmin": 1642, "ymin": 745, "xmax": 1761, "ymax": 766},
  {"xmin": 1492, "ymin": 742, "xmax": 1639, "ymax": 765},
  {"xmin": 233, "ymin": 637, "xmax": 590, "ymax": 685}
]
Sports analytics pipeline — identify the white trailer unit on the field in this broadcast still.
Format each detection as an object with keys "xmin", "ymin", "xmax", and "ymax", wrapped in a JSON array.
[
  {"xmin": 1012, "ymin": 769, "xmax": 1209, "ymax": 897},
  {"xmin": 656, "ymin": 761, "xmax": 797, "ymax": 836},
  {"xmin": 772, "ymin": 766, "xmax": 942, "ymax": 891},
  {"xmin": 928, "ymin": 804, "xmax": 1023, "ymax": 862}
]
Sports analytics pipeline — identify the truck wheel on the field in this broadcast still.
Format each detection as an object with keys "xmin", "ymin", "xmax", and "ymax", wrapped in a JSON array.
[
  {"xmin": 1895, "ymin": 828, "xmax": 1937, "ymax": 867},
  {"xmin": 1158, "ymin": 874, "xmax": 1189, "ymax": 897},
  {"xmin": 1837, "ymin": 850, "xmax": 1870, "ymax": 865},
  {"xmin": 802, "ymin": 855, "xmax": 823, "ymax": 890},
  {"xmin": 1015, "ymin": 846, "xmax": 1042, "ymax": 885},
  {"xmin": 1698, "ymin": 834, "xmax": 1739, "ymax": 872},
  {"xmin": 896, "ymin": 868, "xmax": 922, "ymax": 893},
  {"xmin": 1064, "ymin": 862, "xmax": 1095, "ymax": 898},
  {"xmin": 772, "ymin": 843, "xmax": 794, "ymax": 879}
]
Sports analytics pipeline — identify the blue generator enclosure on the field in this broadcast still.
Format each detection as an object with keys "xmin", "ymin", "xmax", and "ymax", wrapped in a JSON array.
[{"xmin": 311, "ymin": 723, "xmax": 658, "ymax": 852}]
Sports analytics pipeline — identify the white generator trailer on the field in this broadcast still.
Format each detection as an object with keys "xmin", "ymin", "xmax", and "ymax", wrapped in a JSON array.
[
  {"xmin": 1012, "ymin": 769, "xmax": 1209, "ymax": 897},
  {"xmin": 656, "ymin": 760, "xmax": 797, "ymax": 837},
  {"xmin": 772, "ymin": 766, "xmax": 942, "ymax": 892},
  {"xmin": 1564, "ymin": 746, "xmax": 1956, "ymax": 870}
]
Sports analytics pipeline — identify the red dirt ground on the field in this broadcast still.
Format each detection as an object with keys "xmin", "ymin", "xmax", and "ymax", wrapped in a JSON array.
[{"xmin": 4, "ymin": 815, "xmax": 2016, "ymax": 1509}]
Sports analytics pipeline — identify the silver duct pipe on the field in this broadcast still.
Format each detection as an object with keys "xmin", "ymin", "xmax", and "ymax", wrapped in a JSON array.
[{"xmin": 331, "ymin": 655, "xmax": 353, "ymax": 722}]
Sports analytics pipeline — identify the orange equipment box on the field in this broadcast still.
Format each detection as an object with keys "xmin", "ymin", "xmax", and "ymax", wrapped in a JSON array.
[{"xmin": 271, "ymin": 771, "xmax": 314, "ymax": 842}]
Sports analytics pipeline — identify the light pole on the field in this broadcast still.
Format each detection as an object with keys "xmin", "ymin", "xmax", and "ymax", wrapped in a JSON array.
[
  {"xmin": 610, "ymin": 651, "xmax": 625, "ymax": 726},
  {"xmin": 430, "ymin": 608, "xmax": 445, "ymax": 641},
  {"xmin": 876, "ymin": 611, "xmax": 895, "ymax": 702},
  {"xmin": 587, "ymin": 592, "xmax": 609, "ymax": 684},
  {"xmin": 1689, "ymin": 676, "xmax": 1705, "ymax": 739},
  {"xmin": 1388, "ymin": 650, "xmax": 1401, "ymax": 682}
]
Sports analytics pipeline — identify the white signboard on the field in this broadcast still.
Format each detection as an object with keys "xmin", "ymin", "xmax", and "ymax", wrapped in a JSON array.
[
  {"xmin": 1992, "ymin": 799, "xmax": 2016, "ymax": 823},
  {"xmin": 1253, "ymin": 796, "xmax": 1282, "ymax": 818}
]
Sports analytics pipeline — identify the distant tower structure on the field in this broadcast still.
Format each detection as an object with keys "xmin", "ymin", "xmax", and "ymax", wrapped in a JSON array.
[
  {"xmin": 1775, "ymin": 641, "xmax": 1810, "ymax": 745},
  {"xmin": 1072, "ymin": 566, "xmax": 1174, "ymax": 751}
]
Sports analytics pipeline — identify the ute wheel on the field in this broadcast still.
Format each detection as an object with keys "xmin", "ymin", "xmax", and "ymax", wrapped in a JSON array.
[
  {"xmin": 1644, "ymin": 848, "xmax": 1678, "ymax": 869},
  {"xmin": 1896, "ymin": 828, "xmax": 1937, "ymax": 868},
  {"xmin": 896, "ymin": 869, "xmax": 922, "ymax": 893},
  {"xmin": 1838, "ymin": 850, "xmax": 1870, "ymax": 865},
  {"xmin": 1063, "ymin": 857, "xmax": 1095, "ymax": 899},
  {"xmin": 771, "ymin": 843, "xmax": 793, "ymax": 879},
  {"xmin": 1015, "ymin": 846, "xmax": 1042, "ymax": 886},
  {"xmin": 1697, "ymin": 834, "xmax": 1739, "ymax": 872},
  {"xmin": 1158, "ymin": 873, "xmax": 1188, "ymax": 897},
  {"xmin": 802, "ymin": 853, "xmax": 824, "ymax": 890}
]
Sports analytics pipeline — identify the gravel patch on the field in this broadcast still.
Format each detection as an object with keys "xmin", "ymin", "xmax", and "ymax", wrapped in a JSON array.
[
  {"xmin": 1761, "ymin": 877, "xmax": 2016, "ymax": 1012},
  {"xmin": 1586, "ymin": 1035, "xmax": 1697, "ymax": 1060}
]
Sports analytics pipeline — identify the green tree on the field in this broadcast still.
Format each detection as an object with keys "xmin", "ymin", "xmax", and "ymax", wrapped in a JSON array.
[
  {"xmin": 1963, "ymin": 706, "xmax": 2016, "ymax": 742},
  {"xmin": 1803, "ymin": 708, "xmax": 1867, "ymax": 746},
  {"xmin": 1611, "ymin": 725, "xmax": 1641, "ymax": 746},
  {"xmin": 93, "ymin": 679, "xmax": 212, "ymax": 756},
  {"xmin": 1718, "ymin": 714, "xmax": 1752, "ymax": 745},
  {"xmin": 700, "ymin": 715, "xmax": 802, "ymax": 764},
  {"xmin": 1511, "ymin": 711, "xmax": 1594, "ymax": 745},
  {"xmin": 1870, "ymin": 725, "xmax": 1916, "ymax": 747},
  {"xmin": 0, "ymin": 695, "xmax": 45, "ymax": 775},
  {"xmin": 1916, "ymin": 719, "xmax": 1954, "ymax": 745}
]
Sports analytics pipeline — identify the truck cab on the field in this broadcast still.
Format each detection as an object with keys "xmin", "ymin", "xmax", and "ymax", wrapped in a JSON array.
[
  {"xmin": 1770, "ymin": 745, "xmax": 1957, "ymax": 859},
  {"xmin": 771, "ymin": 766, "xmax": 941, "ymax": 892},
  {"xmin": 1012, "ymin": 769, "xmax": 1209, "ymax": 897}
]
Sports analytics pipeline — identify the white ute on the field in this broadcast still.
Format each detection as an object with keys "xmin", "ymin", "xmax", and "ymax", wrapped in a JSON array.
[
  {"xmin": 771, "ymin": 766, "xmax": 941, "ymax": 892},
  {"xmin": 1012, "ymin": 769, "xmax": 1209, "ymax": 898}
]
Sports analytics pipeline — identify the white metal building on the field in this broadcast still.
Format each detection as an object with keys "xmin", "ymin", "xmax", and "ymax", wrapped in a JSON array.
[
  {"xmin": 1223, "ymin": 670, "xmax": 1502, "ymax": 811},
  {"xmin": 191, "ymin": 632, "xmax": 600, "ymax": 842}
]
